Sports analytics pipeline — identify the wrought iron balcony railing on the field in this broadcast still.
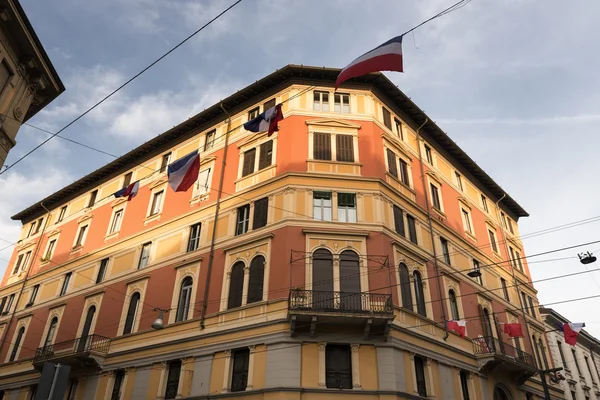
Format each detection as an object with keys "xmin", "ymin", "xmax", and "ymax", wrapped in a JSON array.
[
  {"xmin": 288, "ymin": 289, "xmax": 393, "ymax": 316},
  {"xmin": 33, "ymin": 334, "xmax": 110, "ymax": 365},
  {"xmin": 472, "ymin": 335, "xmax": 535, "ymax": 367}
]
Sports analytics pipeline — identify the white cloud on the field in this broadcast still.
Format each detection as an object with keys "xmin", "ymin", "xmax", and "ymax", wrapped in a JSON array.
[{"xmin": 437, "ymin": 113, "xmax": 600, "ymax": 125}]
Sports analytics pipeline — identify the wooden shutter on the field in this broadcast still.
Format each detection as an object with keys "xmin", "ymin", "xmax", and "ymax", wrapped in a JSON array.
[
  {"xmin": 393, "ymin": 205, "xmax": 405, "ymax": 236},
  {"xmin": 313, "ymin": 132, "xmax": 331, "ymax": 160},
  {"xmin": 228, "ymin": 262, "xmax": 245, "ymax": 309},
  {"xmin": 263, "ymin": 98, "xmax": 275, "ymax": 111},
  {"xmin": 242, "ymin": 149, "xmax": 256, "ymax": 177},
  {"xmin": 386, "ymin": 149, "xmax": 397, "ymax": 178},
  {"xmin": 336, "ymin": 134, "xmax": 354, "ymax": 162},
  {"xmin": 382, "ymin": 107, "xmax": 392, "ymax": 129},
  {"xmin": 407, "ymin": 215, "xmax": 417, "ymax": 244},
  {"xmin": 399, "ymin": 159, "xmax": 409, "ymax": 184},
  {"xmin": 258, "ymin": 140, "xmax": 273, "ymax": 170},
  {"xmin": 247, "ymin": 256, "xmax": 265, "ymax": 303},
  {"xmin": 413, "ymin": 271, "xmax": 426, "ymax": 317},
  {"xmin": 325, "ymin": 345, "xmax": 353, "ymax": 389},
  {"xmin": 399, "ymin": 263, "xmax": 412, "ymax": 310},
  {"xmin": 312, "ymin": 249, "xmax": 334, "ymax": 309},
  {"xmin": 339, "ymin": 251, "xmax": 361, "ymax": 311},
  {"xmin": 252, "ymin": 197, "xmax": 268, "ymax": 230},
  {"xmin": 231, "ymin": 348, "xmax": 250, "ymax": 392}
]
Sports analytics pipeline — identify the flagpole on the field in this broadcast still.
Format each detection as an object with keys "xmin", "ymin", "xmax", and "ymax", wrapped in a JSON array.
[{"xmin": 200, "ymin": 103, "xmax": 232, "ymax": 329}]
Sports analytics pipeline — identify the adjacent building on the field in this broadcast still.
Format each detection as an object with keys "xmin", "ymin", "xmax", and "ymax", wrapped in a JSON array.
[
  {"xmin": 541, "ymin": 308, "xmax": 600, "ymax": 400},
  {"xmin": 0, "ymin": 65, "xmax": 564, "ymax": 399},
  {"xmin": 0, "ymin": 0, "xmax": 65, "ymax": 169}
]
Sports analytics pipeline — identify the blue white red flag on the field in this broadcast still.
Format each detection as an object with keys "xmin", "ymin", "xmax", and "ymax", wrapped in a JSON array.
[
  {"xmin": 336, "ymin": 35, "xmax": 404, "ymax": 89},
  {"xmin": 243, "ymin": 104, "xmax": 283, "ymax": 137},
  {"xmin": 563, "ymin": 323, "xmax": 585, "ymax": 346},
  {"xmin": 113, "ymin": 181, "xmax": 139, "ymax": 201},
  {"xmin": 167, "ymin": 151, "xmax": 200, "ymax": 193}
]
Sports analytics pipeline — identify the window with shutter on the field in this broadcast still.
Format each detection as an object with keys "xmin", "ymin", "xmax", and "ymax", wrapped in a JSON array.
[
  {"xmin": 123, "ymin": 173, "xmax": 133, "ymax": 188},
  {"xmin": 123, "ymin": 292, "xmax": 140, "ymax": 334},
  {"xmin": 449, "ymin": 290, "xmax": 460, "ymax": 320},
  {"xmin": 97, "ymin": 258, "xmax": 108, "ymax": 283},
  {"xmin": 110, "ymin": 370, "xmax": 125, "ymax": 400},
  {"xmin": 248, "ymin": 107, "xmax": 259, "ymax": 120},
  {"xmin": 263, "ymin": 98, "xmax": 275, "ymax": 111},
  {"xmin": 231, "ymin": 348, "xmax": 250, "ymax": 392},
  {"xmin": 160, "ymin": 152, "xmax": 171, "ymax": 173},
  {"xmin": 247, "ymin": 256, "xmax": 265, "ymax": 304},
  {"xmin": 242, "ymin": 148, "xmax": 256, "ymax": 177},
  {"xmin": 236, "ymin": 205, "xmax": 250, "ymax": 235},
  {"xmin": 187, "ymin": 223, "xmax": 201, "ymax": 252},
  {"xmin": 252, "ymin": 197, "xmax": 268, "ymax": 230},
  {"xmin": 88, "ymin": 190, "xmax": 98, "ymax": 207},
  {"xmin": 335, "ymin": 134, "xmax": 354, "ymax": 162},
  {"xmin": 407, "ymin": 215, "xmax": 418, "ymax": 244},
  {"xmin": 313, "ymin": 192, "xmax": 332, "ymax": 221},
  {"xmin": 413, "ymin": 271, "xmax": 426, "ymax": 317},
  {"xmin": 399, "ymin": 263, "xmax": 412, "ymax": 310},
  {"xmin": 138, "ymin": 243, "xmax": 151, "ymax": 269},
  {"xmin": 325, "ymin": 345, "xmax": 352, "ymax": 389},
  {"xmin": 460, "ymin": 370, "xmax": 470, "ymax": 400},
  {"xmin": 258, "ymin": 140, "xmax": 273, "ymax": 170},
  {"xmin": 337, "ymin": 193, "xmax": 357, "ymax": 222},
  {"xmin": 395, "ymin": 118, "xmax": 403, "ymax": 139},
  {"xmin": 393, "ymin": 205, "xmax": 405, "ymax": 236},
  {"xmin": 501, "ymin": 278, "xmax": 509, "ymax": 301},
  {"xmin": 430, "ymin": 183, "xmax": 441, "ymax": 210},
  {"xmin": 382, "ymin": 107, "xmax": 392, "ymax": 130},
  {"xmin": 164, "ymin": 361, "xmax": 181, "ymax": 399},
  {"xmin": 176, "ymin": 277, "xmax": 193, "ymax": 322},
  {"xmin": 313, "ymin": 132, "xmax": 331, "ymax": 160},
  {"xmin": 399, "ymin": 159, "xmax": 410, "ymax": 185},
  {"xmin": 313, "ymin": 91, "xmax": 329, "ymax": 112},
  {"xmin": 386, "ymin": 149, "xmax": 397, "ymax": 178},
  {"xmin": 9, "ymin": 327, "xmax": 24, "ymax": 362},
  {"xmin": 196, "ymin": 168, "xmax": 211, "ymax": 196},
  {"xmin": 414, "ymin": 356, "xmax": 427, "ymax": 397},
  {"xmin": 440, "ymin": 237, "xmax": 450, "ymax": 264},
  {"xmin": 0, "ymin": 297, "xmax": 6, "ymax": 314},
  {"xmin": 312, "ymin": 249, "xmax": 334, "ymax": 309},
  {"xmin": 204, "ymin": 130, "xmax": 215, "ymax": 151},
  {"xmin": 339, "ymin": 251, "xmax": 361, "ymax": 310},
  {"xmin": 228, "ymin": 262, "xmax": 245, "ymax": 309}
]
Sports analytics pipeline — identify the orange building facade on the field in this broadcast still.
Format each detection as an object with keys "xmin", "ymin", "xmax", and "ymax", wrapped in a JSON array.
[{"xmin": 0, "ymin": 66, "xmax": 564, "ymax": 399}]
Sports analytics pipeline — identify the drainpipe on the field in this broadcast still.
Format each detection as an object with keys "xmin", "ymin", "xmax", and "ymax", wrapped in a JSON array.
[
  {"xmin": 415, "ymin": 118, "xmax": 448, "ymax": 340},
  {"xmin": 200, "ymin": 103, "xmax": 231, "ymax": 329},
  {"xmin": 0, "ymin": 202, "xmax": 51, "ymax": 355}
]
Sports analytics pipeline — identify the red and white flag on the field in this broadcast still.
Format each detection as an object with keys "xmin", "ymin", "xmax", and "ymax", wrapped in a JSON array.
[
  {"xmin": 503, "ymin": 323, "xmax": 523, "ymax": 338},
  {"xmin": 447, "ymin": 320, "xmax": 467, "ymax": 338},
  {"xmin": 563, "ymin": 323, "xmax": 585, "ymax": 346}
]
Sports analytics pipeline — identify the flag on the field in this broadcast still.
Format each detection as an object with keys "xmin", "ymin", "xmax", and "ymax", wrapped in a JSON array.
[
  {"xmin": 447, "ymin": 320, "xmax": 467, "ymax": 338},
  {"xmin": 336, "ymin": 35, "xmax": 404, "ymax": 89},
  {"xmin": 167, "ymin": 151, "xmax": 200, "ymax": 193},
  {"xmin": 243, "ymin": 104, "xmax": 283, "ymax": 137},
  {"xmin": 503, "ymin": 323, "xmax": 523, "ymax": 338},
  {"xmin": 113, "ymin": 181, "xmax": 139, "ymax": 201},
  {"xmin": 563, "ymin": 323, "xmax": 585, "ymax": 346}
]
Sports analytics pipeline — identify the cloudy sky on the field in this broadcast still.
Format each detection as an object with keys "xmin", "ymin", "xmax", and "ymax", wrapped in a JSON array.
[{"xmin": 1, "ymin": 0, "xmax": 599, "ymax": 336}]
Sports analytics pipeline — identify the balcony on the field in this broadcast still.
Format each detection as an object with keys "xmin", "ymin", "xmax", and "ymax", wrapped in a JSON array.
[
  {"xmin": 473, "ymin": 335, "xmax": 537, "ymax": 383},
  {"xmin": 33, "ymin": 334, "xmax": 110, "ymax": 370},
  {"xmin": 288, "ymin": 289, "xmax": 394, "ymax": 338}
]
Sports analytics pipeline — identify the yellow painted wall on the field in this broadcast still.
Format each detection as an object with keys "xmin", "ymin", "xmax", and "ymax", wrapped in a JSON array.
[
  {"xmin": 110, "ymin": 251, "xmax": 136, "ymax": 276},
  {"xmin": 181, "ymin": 358, "xmax": 194, "ymax": 397},
  {"xmin": 69, "ymin": 197, "xmax": 87, "ymax": 216},
  {"xmin": 357, "ymin": 95, "xmax": 365, "ymax": 114},
  {"xmin": 253, "ymin": 344, "xmax": 267, "ymax": 389},
  {"xmin": 403, "ymin": 351, "xmax": 414, "ymax": 394},
  {"xmin": 123, "ymin": 370, "xmax": 135, "ymax": 400},
  {"xmin": 301, "ymin": 343, "xmax": 318, "ymax": 388},
  {"xmin": 363, "ymin": 195, "xmax": 374, "ymax": 223},
  {"xmin": 281, "ymin": 93, "xmax": 290, "ymax": 113},
  {"xmin": 155, "ymin": 234, "xmax": 183, "ymax": 260},
  {"xmin": 39, "ymin": 280, "xmax": 60, "ymax": 301},
  {"xmin": 273, "ymin": 194, "xmax": 283, "ymax": 221},
  {"xmin": 210, "ymin": 352, "xmax": 226, "ymax": 394},
  {"xmin": 216, "ymin": 215, "xmax": 229, "ymax": 239},
  {"xmin": 177, "ymin": 142, "xmax": 199, "ymax": 159},
  {"xmin": 299, "ymin": 93, "xmax": 307, "ymax": 110},
  {"xmin": 102, "ymin": 180, "xmax": 121, "ymax": 199},
  {"xmin": 430, "ymin": 361, "xmax": 441, "ymax": 397},
  {"xmin": 96, "ymin": 374, "xmax": 108, "ymax": 400},
  {"xmin": 359, "ymin": 345, "xmax": 378, "ymax": 390},
  {"xmin": 146, "ymin": 364, "xmax": 162, "ymax": 400},
  {"xmin": 231, "ymin": 117, "xmax": 242, "ymax": 131},
  {"xmin": 72, "ymin": 265, "xmax": 95, "ymax": 288}
]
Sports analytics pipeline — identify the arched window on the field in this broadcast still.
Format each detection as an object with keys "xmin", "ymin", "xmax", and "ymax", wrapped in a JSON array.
[
  {"xmin": 78, "ymin": 305, "xmax": 96, "ymax": 352},
  {"xmin": 44, "ymin": 317, "xmax": 58, "ymax": 349},
  {"xmin": 493, "ymin": 385, "xmax": 512, "ymax": 400},
  {"xmin": 399, "ymin": 263, "xmax": 412, "ymax": 311},
  {"xmin": 312, "ymin": 249, "xmax": 334, "ymax": 309},
  {"xmin": 413, "ymin": 271, "xmax": 426, "ymax": 317},
  {"xmin": 228, "ymin": 262, "xmax": 245, "ymax": 309},
  {"xmin": 449, "ymin": 290, "xmax": 460, "ymax": 320},
  {"xmin": 247, "ymin": 256, "xmax": 265, "ymax": 304},
  {"xmin": 9, "ymin": 327, "xmax": 25, "ymax": 362},
  {"xmin": 176, "ymin": 277, "xmax": 193, "ymax": 322},
  {"xmin": 339, "ymin": 250, "xmax": 361, "ymax": 310},
  {"xmin": 123, "ymin": 293, "xmax": 140, "ymax": 335},
  {"xmin": 533, "ymin": 335, "xmax": 544, "ymax": 369}
]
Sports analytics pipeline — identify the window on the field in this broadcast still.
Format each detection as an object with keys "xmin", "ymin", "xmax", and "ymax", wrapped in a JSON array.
[
  {"xmin": 236, "ymin": 205, "xmax": 250, "ymax": 235},
  {"xmin": 109, "ymin": 209, "xmax": 123, "ymax": 234},
  {"xmin": 414, "ymin": 355, "xmax": 427, "ymax": 397},
  {"xmin": 21, "ymin": 251, "xmax": 31, "ymax": 272},
  {"xmin": 386, "ymin": 149, "xmax": 398, "ymax": 178},
  {"xmin": 472, "ymin": 260, "xmax": 483, "ymax": 285},
  {"xmin": 394, "ymin": 118, "xmax": 404, "ymax": 140},
  {"xmin": 26, "ymin": 285, "xmax": 39, "ymax": 307},
  {"xmin": 231, "ymin": 348, "xmax": 250, "ymax": 392},
  {"xmin": 110, "ymin": 370, "xmax": 124, "ymax": 400},
  {"xmin": 228, "ymin": 262, "xmax": 244, "ymax": 309},
  {"xmin": 399, "ymin": 263, "xmax": 412, "ymax": 311},
  {"xmin": 528, "ymin": 296, "xmax": 536, "ymax": 317},
  {"xmin": 74, "ymin": 225, "xmax": 88, "ymax": 247},
  {"xmin": 424, "ymin": 144, "xmax": 433, "ymax": 164},
  {"xmin": 12, "ymin": 252, "xmax": 24, "ymax": 274},
  {"xmin": 123, "ymin": 292, "xmax": 140, "ymax": 335},
  {"xmin": 326, "ymin": 344, "xmax": 352, "ymax": 389},
  {"xmin": 382, "ymin": 107, "xmax": 392, "ymax": 130},
  {"xmin": 557, "ymin": 341, "xmax": 568, "ymax": 370},
  {"xmin": 515, "ymin": 250, "xmax": 524, "ymax": 273},
  {"xmin": 393, "ymin": 205, "xmax": 405, "ymax": 236},
  {"xmin": 430, "ymin": 183, "xmax": 441, "ymax": 210},
  {"xmin": 461, "ymin": 208, "xmax": 473, "ymax": 234},
  {"xmin": 0, "ymin": 60, "xmax": 12, "ymax": 92},
  {"xmin": 407, "ymin": 215, "xmax": 418, "ymax": 244},
  {"xmin": 160, "ymin": 152, "xmax": 171, "ymax": 173},
  {"xmin": 56, "ymin": 206, "xmax": 67, "ymax": 223},
  {"xmin": 44, "ymin": 239, "xmax": 56, "ymax": 260},
  {"xmin": 334, "ymin": 93, "xmax": 350, "ymax": 113},
  {"xmin": 520, "ymin": 291, "xmax": 530, "ymax": 314},
  {"xmin": 488, "ymin": 229, "xmax": 498, "ymax": 253},
  {"xmin": 196, "ymin": 167, "xmax": 211, "ymax": 196},
  {"xmin": 0, "ymin": 297, "xmax": 5, "ymax": 314},
  {"xmin": 60, "ymin": 273, "xmax": 72, "ymax": 296},
  {"xmin": 440, "ymin": 237, "xmax": 450, "ymax": 264},
  {"xmin": 460, "ymin": 370, "xmax": 470, "ymax": 400},
  {"xmin": 313, "ymin": 132, "xmax": 331, "ymax": 160},
  {"xmin": 586, "ymin": 356, "xmax": 595, "ymax": 382},
  {"xmin": 399, "ymin": 159, "xmax": 409, "ymax": 185},
  {"xmin": 176, "ymin": 278, "xmax": 193, "ymax": 322},
  {"xmin": 539, "ymin": 338, "xmax": 549, "ymax": 369},
  {"xmin": 507, "ymin": 218, "xmax": 515, "ymax": 234},
  {"xmin": 248, "ymin": 106, "xmax": 259, "ymax": 120},
  {"xmin": 43, "ymin": 317, "xmax": 58, "ymax": 349},
  {"xmin": 97, "ymin": 258, "xmax": 108, "ymax": 283},
  {"xmin": 9, "ymin": 327, "xmax": 25, "ymax": 362},
  {"xmin": 337, "ymin": 193, "xmax": 357, "ymax": 223},
  {"xmin": 4, "ymin": 294, "xmax": 14, "ymax": 314},
  {"xmin": 252, "ymin": 197, "xmax": 268, "ymax": 230},
  {"xmin": 187, "ymin": 223, "xmax": 201, "ymax": 252},
  {"xmin": 247, "ymin": 256, "xmax": 265, "ymax": 304},
  {"xmin": 258, "ymin": 140, "xmax": 273, "ymax": 170},
  {"xmin": 66, "ymin": 379, "xmax": 78, "ymax": 400},
  {"xmin": 413, "ymin": 271, "xmax": 426, "ymax": 317},
  {"xmin": 150, "ymin": 190, "xmax": 164, "ymax": 215},
  {"xmin": 138, "ymin": 243, "xmax": 151, "ymax": 269},
  {"xmin": 87, "ymin": 190, "xmax": 98, "ymax": 208},
  {"xmin": 509, "ymin": 246, "xmax": 516, "ymax": 268},
  {"xmin": 335, "ymin": 134, "xmax": 354, "ymax": 162},
  {"xmin": 204, "ymin": 130, "xmax": 215, "ymax": 151},
  {"xmin": 27, "ymin": 221, "xmax": 36, "ymax": 237},
  {"xmin": 313, "ymin": 91, "xmax": 329, "ymax": 112},
  {"xmin": 313, "ymin": 192, "xmax": 332, "ymax": 221},
  {"xmin": 164, "ymin": 361, "xmax": 181, "ymax": 399},
  {"xmin": 500, "ymin": 278, "xmax": 509, "ymax": 301},
  {"xmin": 481, "ymin": 195, "xmax": 489, "ymax": 212},
  {"xmin": 571, "ymin": 391, "xmax": 577, "ymax": 400},
  {"xmin": 34, "ymin": 218, "xmax": 43, "ymax": 234},
  {"xmin": 263, "ymin": 98, "xmax": 275, "ymax": 111},
  {"xmin": 573, "ymin": 348, "xmax": 582, "ymax": 375},
  {"xmin": 242, "ymin": 148, "xmax": 256, "ymax": 177},
  {"xmin": 449, "ymin": 290, "xmax": 460, "ymax": 320}
]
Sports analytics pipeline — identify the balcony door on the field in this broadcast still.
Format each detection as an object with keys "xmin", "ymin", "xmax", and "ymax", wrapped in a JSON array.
[
  {"xmin": 312, "ymin": 249, "xmax": 334, "ymax": 310},
  {"xmin": 339, "ymin": 250, "xmax": 361, "ymax": 311},
  {"xmin": 78, "ymin": 306, "xmax": 96, "ymax": 352}
]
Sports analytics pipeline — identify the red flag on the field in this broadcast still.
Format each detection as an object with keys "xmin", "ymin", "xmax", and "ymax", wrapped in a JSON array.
[
  {"xmin": 447, "ymin": 320, "xmax": 466, "ymax": 338},
  {"xmin": 563, "ymin": 323, "xmax": 585, "ymax": 346},
  {"xmin": 503, "ymin": 323, "xmax": 523, "ymax": 338}
]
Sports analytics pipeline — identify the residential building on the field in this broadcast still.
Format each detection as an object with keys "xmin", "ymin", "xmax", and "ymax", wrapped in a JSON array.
[
  {"xmin": 541, "ymin": 308, "xmax": 600, "ymax": 400},
  {"xmin": 0, "ymin": 65, "xmax": 561, "ymax": 399}
]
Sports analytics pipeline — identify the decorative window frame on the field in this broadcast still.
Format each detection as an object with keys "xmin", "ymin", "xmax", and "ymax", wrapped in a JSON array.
[
  {"xmin": 117, "ymin": 276, "xmax": 149, "ymax": 335},
  {"xmin": 145, "ymin": 179, "xmax": 168, "ymax": 224},
  {"xmin": 41, "ymin": 229, "xmax": 61, "ymax": 265},
  {"xmin": 168, "ymin": 261, "xmax": 201, "ymax": 324},
  {"xmin": 476, "ymin": 297, "xmax": 496, "ymax": 339},
  {"xmin": 236, "ymin": 134, "xmax": 278, "ymax": 180},
  {"xmin": 437, "ymin": 235, "xmax": 454, "ymax": 266},
  {"xmin": 71, "ymin": 215, "xmax": 92, "ymax": 253},
  {"xmin": 426, "ymin": 171, "xmax": 445, "ymax": 214},
  {"xmin": 11, "ymin": 245, "xmax": 34, "ymax": 276},
  {"xmin": 222, "ymin": 346, "xmax": 257, "ymax": 393},
  {"xmin": 5, "ymin": 315, "xmax": 32, "ymax": 363},
  {"xmin": 106, "ymin": 200, "xmax": 127, "ymax": 240},
  {"xmin": 191, "ymin": 156, "xmax": 216, "ymax": 205},
  {"xmin": 383, "ymin": 136, "xmax": 413, "ymax": 189},
  {"xmin": 409, "ymin": 353, "xmax": 435, "ymax": 397},
  {"xmin": 485, "ymin": 223, "xmax": 502, "ymax": 258},
  {"xmin": 421, "ymin": 141, "xmax": 437, "ymax": 168},
  {"xmin": 442, "ymin": 274, "xmax": 466, "ymax": 327},
  {"xmin": 458, "ymin": 198, "xmax": 476, "ymax": 240},
  {"xmin": 38, "ymin": 304, "xmax": 66, "ymax": 348},
  {"xmin": 317, "ymin": 342, "xmax": 361, "ymax": 389},
  {"xmin": 94, "ymin": 257, "xmax": 112, "ymax": 284},
  {"xmin": 76, "ymin": 292, "xmax": 104, "ymax": 337},
  {"xmin": 306, "ymin": 118, "xmax": 362, "ymax": 163}
]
